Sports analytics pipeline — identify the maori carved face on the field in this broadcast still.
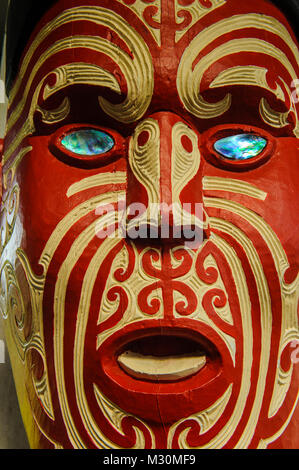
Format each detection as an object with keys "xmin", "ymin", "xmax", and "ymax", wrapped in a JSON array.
[{"xmin": 1, "ymin": 0, "xmax": 298, "ymax": 449}]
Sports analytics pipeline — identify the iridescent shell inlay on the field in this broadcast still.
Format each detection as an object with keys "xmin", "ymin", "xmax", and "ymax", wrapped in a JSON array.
[
  {"xmin": 61, "ymin": 129, "xmax": 115, "ymax": 155},
  {"xmin": 214, "ymin": 134, "xmax": 267, "ymax": 160}
]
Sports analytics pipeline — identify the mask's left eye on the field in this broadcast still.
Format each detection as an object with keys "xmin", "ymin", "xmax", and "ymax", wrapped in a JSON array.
[
  {"xmin": 61, "ymin": 129, "xmax": 115, "ymax": 155},
  {"xmin": 201, "ymin": 124, "xmax": 275, "ymax": 171},
  {"xmin": 214, "ymin": 134, "xmax": 267, "ymax": 161},
  {"xmin": 50, "ymin": 125, "xmax": 124, "ymax": 168}
]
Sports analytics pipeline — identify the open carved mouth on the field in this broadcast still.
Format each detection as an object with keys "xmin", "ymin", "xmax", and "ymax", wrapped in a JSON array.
[
  {"xmin": 96, "ymin": 321, "xmax": 231, "ymax": 423},
  {"xmin": 117, "ymin": 335, "xmax": 207, "ymax": 382}
]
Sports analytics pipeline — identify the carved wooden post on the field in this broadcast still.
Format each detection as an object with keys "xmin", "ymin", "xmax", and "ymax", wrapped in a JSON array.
[{"xmin": 1, "ymin": 0, "xmax": 298, "ymax": 449}]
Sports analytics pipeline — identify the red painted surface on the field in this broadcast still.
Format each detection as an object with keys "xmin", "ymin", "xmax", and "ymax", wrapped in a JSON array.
[{"xmin": 2, "ymin": 0, "xmax": 299, "ymax": 449}]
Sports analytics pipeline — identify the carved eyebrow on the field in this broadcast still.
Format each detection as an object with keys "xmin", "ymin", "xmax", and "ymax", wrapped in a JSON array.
[
  {"xmin": 4, "ymin": 6, "xmax": 154, "ymax": 166},
  {"xmin": 177, "ymin": 13, "xmax": 299, "ymax": 137},
  {"xmin": 209, "ymin": 66, "xmax": 291, "ymax": 129}
]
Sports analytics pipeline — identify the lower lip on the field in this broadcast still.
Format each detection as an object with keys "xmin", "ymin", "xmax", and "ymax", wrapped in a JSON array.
[{"xmin": 94, "ymin": 319, "xmax": 231, "ymax": 423}]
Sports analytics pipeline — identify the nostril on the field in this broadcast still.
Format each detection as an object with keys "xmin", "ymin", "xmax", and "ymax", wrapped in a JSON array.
[
  {"xmin": 137, "ymin": 130, "xmax": 150, "ymax": 147},
  {"xmin": 181, "ymin": 134, "xmax": 193, "ymax": 153}
]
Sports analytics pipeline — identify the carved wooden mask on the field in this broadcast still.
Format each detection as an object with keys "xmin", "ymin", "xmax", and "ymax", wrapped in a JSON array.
[{"xmin": 1, "ymin": 0, "xmax": 298, "ymax": 449}]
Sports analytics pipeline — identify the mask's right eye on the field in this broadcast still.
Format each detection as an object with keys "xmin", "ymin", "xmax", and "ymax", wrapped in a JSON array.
[
  {"xmin": 61, "ymin": 129, "xmax": 115, "ymax": 156},
  {"xmin": 49, "ymin": 124, "xmax": 125, "ymax": 168}
]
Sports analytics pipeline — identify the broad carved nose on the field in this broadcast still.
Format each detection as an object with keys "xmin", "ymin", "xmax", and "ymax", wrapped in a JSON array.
[{"xmin": 125, "ymin": 112, "xmax": 206, "ymax": 245}]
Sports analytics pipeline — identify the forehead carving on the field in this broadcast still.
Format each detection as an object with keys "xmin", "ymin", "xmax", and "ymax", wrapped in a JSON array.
[
  {"xmin": 177, "ymin": 12, "xmax": 299, "ymax": 128},
  {"xmin": 3, "ymin": 0, "xmax": 299, "ymax": 170}
]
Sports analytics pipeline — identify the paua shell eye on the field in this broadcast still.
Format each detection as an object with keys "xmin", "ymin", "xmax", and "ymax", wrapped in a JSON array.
[
  {"xmin": 214, "ymin": 134, "xmax": 267, "ymax": 160},
  {"xmin": 61, "ymin": 129, "xmax": 115, "ymax": 155}
]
